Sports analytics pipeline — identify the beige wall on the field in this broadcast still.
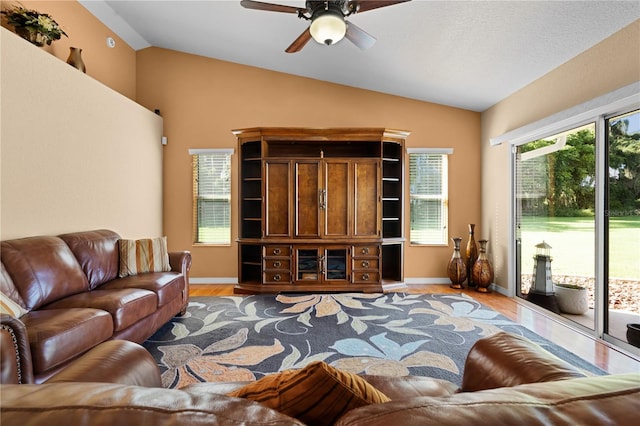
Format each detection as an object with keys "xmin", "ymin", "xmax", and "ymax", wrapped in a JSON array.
[
  {"xmin": 136, "ymin": 47, "xmax": 481, "ymax": 280},
  {"xmin": 481, "ymin": 20, "xmax": 640, "ymax": 292},
  {"xmin": 0, "ymin": 0, "xmax": 137, "ymax": 100},
  {"xmin": 0, "ymin": 27, "xmax": 163, "ymax": 240}
]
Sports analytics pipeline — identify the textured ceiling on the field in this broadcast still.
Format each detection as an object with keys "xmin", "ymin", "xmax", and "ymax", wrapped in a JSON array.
[{"xmin": 80, "ymin": 0, "xmax": 640, "ymax": 111}]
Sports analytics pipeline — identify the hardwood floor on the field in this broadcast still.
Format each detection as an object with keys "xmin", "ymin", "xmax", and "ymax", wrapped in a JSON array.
[{"xmin": 189, "ymin": 284, "xmax": 640, "ymax": 375}]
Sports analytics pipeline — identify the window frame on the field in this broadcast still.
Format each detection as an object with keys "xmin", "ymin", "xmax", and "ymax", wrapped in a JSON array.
[
  {"xmin": 189, "ymin": 148, "xmax": 234, "ymax": 246},
  {"xmin": 407, "ymin": 147, "xmax": 453, "ymax": 246}
]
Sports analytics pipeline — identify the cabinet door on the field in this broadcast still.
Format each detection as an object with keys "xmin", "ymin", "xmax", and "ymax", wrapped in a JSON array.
[
  {"xmin": 324, "ymin": 160, "xmax": 350, "ymax": 238},
  {"xmin": 265, "ymin": 161, "xmax": 291, "ymax": 237},
  {"xmin": 353, "ymin": 159, "xmax": 381, "ymax": 238},
  {"xmin": 295, "ymin": 161, "xmax": 321, "ymax": 238}
]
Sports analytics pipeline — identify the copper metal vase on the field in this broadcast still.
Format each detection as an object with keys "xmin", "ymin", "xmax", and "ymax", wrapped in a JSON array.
[
  {"xmin": 473, "ymin": 239, "xmax": 493, "ymax": 293},
  {"xmin": 447, "ymin": 237, "xmax": 467, "ymax": 289}
]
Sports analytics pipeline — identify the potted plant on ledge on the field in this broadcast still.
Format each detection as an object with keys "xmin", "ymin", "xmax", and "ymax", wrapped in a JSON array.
[
  {"xmin": 553, "ymin": 283, "xmax": 589, "ymax": 315},
  {"xmin": 1, "ymin": 4, "xmax": 67, "ymax": 46}
]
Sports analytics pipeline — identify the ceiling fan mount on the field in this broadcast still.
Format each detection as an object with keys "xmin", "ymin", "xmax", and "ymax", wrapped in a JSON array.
[{"xmin": 240, "ymin": 0, "xmax": 410, "ymax": 53}]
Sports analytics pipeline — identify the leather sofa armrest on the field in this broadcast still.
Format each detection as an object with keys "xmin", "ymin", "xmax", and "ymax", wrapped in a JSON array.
[
  {"xmin": 0, "ymin": 314, "xmax": 34, "ymax": 384},
  {"xmin": 169, "ymin": 251, "xmax": 192, "ymax": 276},
  {"xmin": 460, "ymin": 331, "xmax": 586, "ymax": 392},
  {"xmin": 169, "ymin": 251, "xmax": 192, "ymax": 314}
]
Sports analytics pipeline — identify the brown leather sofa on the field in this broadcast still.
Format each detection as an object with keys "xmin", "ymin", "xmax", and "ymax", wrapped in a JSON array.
[
  {"xmin": 1, "ymin": 332, "xmax": 638, "ymax": 425},
  {"xmin": 0, "ymin": 229, "xmax": 191, "ymax": 383}
]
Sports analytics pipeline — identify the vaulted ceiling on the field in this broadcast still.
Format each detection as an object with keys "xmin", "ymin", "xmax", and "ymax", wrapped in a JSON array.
[{"xmin": 80, "ymin": 1, "xmax": 640, "ymax": 112}]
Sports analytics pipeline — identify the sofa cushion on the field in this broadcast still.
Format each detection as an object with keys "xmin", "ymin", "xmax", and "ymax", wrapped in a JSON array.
[
  {"xmin": 20, "ymin": 309, "xmax": 113, "ymax": 377},
  {"xmin": 46, "ymin": 340, "xmax": 162, "ymax": 387},
  {"xmin": 1, "ymin": 292, "xmax": 27, "ymax": 318},
  {"xmin": 44, "ymin": 289, "xmax": 158, "ymax": 332},
  {"xmin": 100, "ymin": 272, "xmax": 184, "ymax": 307},
  {"xmin": 228, "ymin": 361, "xmax": 391, "ymax": 426},
  {"xmin": 118, "ymin": 237, "xmax": 171, "ymax": 278},
  {"xmin": 1, "ymin": 237, "xmax": 89, "ymax": 310},
  {"xmin": 334, "ymin": 373, "xmax": 640, "ymax": 426},
  {"xmin": 59, "ymin": 230, "xmax": 120, "ymax": 290},
  {"xmin": 0, "ymin": 382, "xmax": 305, "ymax": 426},
  {"xmin": 361, "ymin": 375, "xmax": 457, "ymax": 399}
]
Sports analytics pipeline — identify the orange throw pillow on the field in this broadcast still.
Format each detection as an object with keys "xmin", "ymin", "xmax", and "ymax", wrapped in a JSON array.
[{"xmin": 228, "ymin": 361, "xmax": 390, "ymax": 425}]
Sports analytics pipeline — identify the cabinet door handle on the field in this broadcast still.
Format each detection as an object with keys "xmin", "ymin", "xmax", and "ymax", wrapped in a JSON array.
[
  {"xmin": 319, "ymin": 189, "xmax": 327, "ymax": 210},
  {"xmin": 361, "ymin": 247, "xmax": 369, "ymax": 255},
  {"xmin": 361, "ymin": 273, "xmax": 370, "ymax": 281},
  {"xmin": 273, "ymin": 274, "xmax": 281, "ymax": 281},
  {"xmin": 273, "ymin": 261, "xmax": 281, "ymax": 268},
  {"xmin": 273, "ymin": 248, "xmax": 281, "ymax": 255},
  {"xmin": 361, "ymin": 260, "xmax": 369, "ymax": 268},
  {"xmin": 319, "ymin": 255, "xmax": 326, "ymax": 275}
]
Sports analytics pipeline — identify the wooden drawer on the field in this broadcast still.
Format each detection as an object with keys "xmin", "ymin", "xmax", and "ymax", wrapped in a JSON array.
[
  {"xmin": 264, "ymin": 245, "xmax": 291, "ymax": 257},
  {"xmin": 264, "ymin": 258, "xmax": 290, "ymax": 270},
  {"xmin": 263, "ymin": 271, "xmax": 291, "ymax": 283},
  {"xmin": 352, "ymin": 245, "xmax": 379, "ymax": 257},
  {"xmin": 352, "ymin": 258, "xmax": 379, "ymax": 270},
  {"xmin": 352, "ymin": 271, "xmax": 380, "ymax": 283}
]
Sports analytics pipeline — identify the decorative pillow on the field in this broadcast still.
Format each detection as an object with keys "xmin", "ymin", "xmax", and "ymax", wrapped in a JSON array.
[
  {"xmin": 118, "ymin": 237, "xmax": 171, "ymax": 278},
  {"xmin": 227, "ymin": 361, "xmax": 390, "ymax": 425},
  {"xmin": 0, "ymin": 292, "xmax": 28, "ymax": 318}
]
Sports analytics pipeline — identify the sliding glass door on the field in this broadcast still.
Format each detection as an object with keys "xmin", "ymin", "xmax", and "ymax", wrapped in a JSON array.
[
  {"xmin": 514, "ymin": 109, "xmax": 639, "ymax": 353},
  {"xmin": 605, "ymin": 110, "xmax": 640, "ymax": 345},
  {"xmin": 515, "ymin": 124, "xmax": 596, "ymax": 331}
]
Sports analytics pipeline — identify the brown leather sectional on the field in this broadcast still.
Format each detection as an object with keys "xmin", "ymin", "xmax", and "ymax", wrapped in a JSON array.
[
  {"xmin": 1, "ymin": 329, "xmax": 638, "ymax": 425},
  {"xmin": 0, "ymin": 229, "xmax": 191, "ymax": 383}
]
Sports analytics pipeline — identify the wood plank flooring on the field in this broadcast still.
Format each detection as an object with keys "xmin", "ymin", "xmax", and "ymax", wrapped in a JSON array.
[{"xmin": 189, "ymin": 284, "xmax": 640, "ymax": 375}]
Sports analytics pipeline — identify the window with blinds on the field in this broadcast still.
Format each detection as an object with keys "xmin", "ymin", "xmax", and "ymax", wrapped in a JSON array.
[
  {"xmin": 190, "ymin": 149, "xmax": 232, "ymax": 244},
  {"xmin": 408, "ymin": 150, "xmax": 450, "ymax": 245}
]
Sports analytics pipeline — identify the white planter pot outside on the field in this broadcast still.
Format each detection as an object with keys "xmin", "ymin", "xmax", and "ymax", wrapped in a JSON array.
[{"xmin": 554, "ymin": 284, "xmax": 589, "ymax": 315}]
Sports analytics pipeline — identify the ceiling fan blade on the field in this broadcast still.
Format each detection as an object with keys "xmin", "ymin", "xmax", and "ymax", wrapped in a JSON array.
[
  {"xmin": 345, "ymin": 22, "xmax": 376, "ymax": 50},
  {"xmin": 240, "ymin": 0, "xmax": 302, "ymax": 14},
  {"xmin": 352, "ymin": 0, "xmax": 411, "ymax": 13},
  {"xmin": 286, "ymin": 27, "xmax": 312, "ymax": 53}
]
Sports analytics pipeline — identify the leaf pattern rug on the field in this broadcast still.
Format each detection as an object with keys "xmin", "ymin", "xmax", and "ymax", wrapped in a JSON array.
[{"xmin": 143, "ymin": 292, "xmax": 605, "ymax": 389}]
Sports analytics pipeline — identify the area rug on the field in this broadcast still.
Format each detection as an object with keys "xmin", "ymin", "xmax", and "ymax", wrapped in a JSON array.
[{"xmin": 143, "ymin": 292, "xmax": 605, "ymax": 389}]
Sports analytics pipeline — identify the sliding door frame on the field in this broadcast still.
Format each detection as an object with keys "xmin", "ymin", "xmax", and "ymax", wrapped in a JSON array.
[{"xmin": 497, "ymin": 83, "xmax": 639, "ymax": 348}]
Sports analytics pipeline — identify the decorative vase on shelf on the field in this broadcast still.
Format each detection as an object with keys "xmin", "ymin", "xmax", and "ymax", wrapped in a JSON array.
[
  {"xmin": 465, "ymin": 224, "xmax": 478, "ymax": 288},
  {"xmin": 66, "ymin": 47, "xmax": 86, "ymax": 73},
  {"xmin": 447, "ymin": 237, "xmax": 467, "ymax": 289},
  {"xmin": 472, "ymin": 239, "xmax": 493, "ymax": 293}
]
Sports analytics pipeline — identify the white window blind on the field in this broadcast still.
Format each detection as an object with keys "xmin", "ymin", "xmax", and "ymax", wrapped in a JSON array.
[
  {"xmin": 408, "ymin": 148, "xmax": 452, "ymax": 245},
  {"xmin": 190, "ymin": 149, "xmax": 233, "ymax": 244}
]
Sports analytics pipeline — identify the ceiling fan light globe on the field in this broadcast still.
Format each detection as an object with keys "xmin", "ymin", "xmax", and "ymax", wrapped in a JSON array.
[{"xmin": 310, "ymin": 13, "xmax": 346, "ymax": 46}]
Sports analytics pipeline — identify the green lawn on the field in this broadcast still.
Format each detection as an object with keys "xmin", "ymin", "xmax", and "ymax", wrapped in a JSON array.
[{"xmin": 520, "ymin": 216, "xmax": 640, "ymax": 279}]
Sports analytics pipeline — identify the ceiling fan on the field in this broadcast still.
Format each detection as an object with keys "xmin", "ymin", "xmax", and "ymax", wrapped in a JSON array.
[{"xmin": 240, "ymin": 0, "xmax": 411, "ymax": 53}]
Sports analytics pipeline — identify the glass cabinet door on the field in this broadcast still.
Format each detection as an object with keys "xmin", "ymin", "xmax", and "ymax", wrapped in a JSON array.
[
  {"xmin": 294, "ymin": 247, "xmax": 349, "ymax": 283},
  {"xmin": 296, "ymin": 248, "xmax": 320, "ymax": 282},
  {"xmin": 325, "ymin": 248, "xmax": 347, "ymax": 281}
]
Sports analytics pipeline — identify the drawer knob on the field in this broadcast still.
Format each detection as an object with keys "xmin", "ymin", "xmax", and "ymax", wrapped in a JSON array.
[
  {"xmin": 273, "ymin": 274, "xmax": 281, "ymax": 281},
  {"xmin": 273, "ymin": 261, "xmax": 281, "ymax": 268},
  {"xmin": 361, "ymin": 273, "xmax": 370, "ymax": 281},
  {"xmin": 273, "ymin": 248, "xmax": 281, "ymax": 255},
  {"xmin": 361, "ymin": 247, "xmax": 369, "ymax": 255},
  {"xmin": 361, "ymin": 260, "xmax": 369, "ymax": 268}
]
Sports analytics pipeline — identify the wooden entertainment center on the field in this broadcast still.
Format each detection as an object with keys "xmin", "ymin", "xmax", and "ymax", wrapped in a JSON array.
[{"xmin": 234, "ymin": 127, "xmax": 408, "ymax": 294}]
